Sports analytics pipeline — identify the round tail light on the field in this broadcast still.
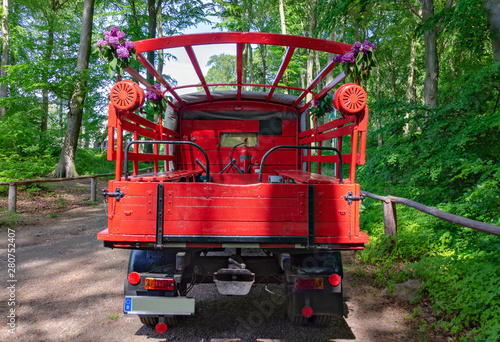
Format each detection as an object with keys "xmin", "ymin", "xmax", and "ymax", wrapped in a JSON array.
[{"xmin": 128, "ymin": 272, "xmax": 141, "ymax": 285}]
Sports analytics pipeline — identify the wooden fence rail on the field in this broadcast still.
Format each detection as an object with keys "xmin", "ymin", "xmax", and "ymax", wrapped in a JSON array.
[
  {"xmin": 361, "ymin": 190, "xmax": 500, "ymax": 237},
  {"xmin": 0, "ymin": 167, "xmax": 156, "ymax": 213}
]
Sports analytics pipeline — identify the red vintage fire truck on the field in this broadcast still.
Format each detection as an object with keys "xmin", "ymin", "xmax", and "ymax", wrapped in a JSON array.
[{"xmin": 97, "ymin": 32, "xmax": 369, "ymax": 334}]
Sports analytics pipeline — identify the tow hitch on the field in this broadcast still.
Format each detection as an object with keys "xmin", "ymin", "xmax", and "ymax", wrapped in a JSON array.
[{"xmin": 214, "ymin": 258, "xmax": 255, "ymax": 295}]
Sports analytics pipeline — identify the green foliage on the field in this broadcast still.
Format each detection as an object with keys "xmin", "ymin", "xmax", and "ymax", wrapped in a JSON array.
[{"xmin": 358, "ymin": 62, "xmax": 500, "ymax": 341}]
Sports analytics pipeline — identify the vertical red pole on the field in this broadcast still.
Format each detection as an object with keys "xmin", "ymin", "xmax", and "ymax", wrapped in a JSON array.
[
  {"xmin": 133, "ymin": 132, "xmax": 139, "ymax": 175},
  {"xmin": 336, "ymin": 137, "xmax": 343, "ymax": 181},
  {"xmin": 349, "ymin": 130, "xmax": 359, "ymax": 184},
  {"xmin": 115, "ymin": 115, "xmax": 123, "ymax": 181}
]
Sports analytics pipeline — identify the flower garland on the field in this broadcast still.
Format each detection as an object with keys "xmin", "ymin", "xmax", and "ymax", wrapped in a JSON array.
[
  {"xmin": 94, "ymin": 26, "xmax": 137, "ymax": 77},
  {"xmin": 333, "ymin": 40, "xmax": 377, "ymax": 83}
]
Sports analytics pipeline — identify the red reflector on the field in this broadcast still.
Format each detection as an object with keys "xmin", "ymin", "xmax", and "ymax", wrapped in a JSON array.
[
  {"xmin": 155, "ymin": 322, "xmax": 167, "ymax": 334},
  {"xmin": 145, "ymin": 277, "xmax": 175, "ymax": 291},
  {"xmin": 302, "ymin": 306, "xmax": 313, "ymax": 317},
  {"xmin": 128, "ymin": 272, "xmax": 140, "ymax": 285},
  {"xmin": 294, "ymin": 277, "xmax": 324, "ymax": 290},
  {"xmin": 329, "ymin": 274, "xmax": 341, "ymax": 287}
]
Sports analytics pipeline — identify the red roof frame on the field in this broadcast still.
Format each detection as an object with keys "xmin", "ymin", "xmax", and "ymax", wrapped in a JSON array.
[{"xmin": 128, "ymin": 32, "xmax": 352, "ymax": 113}]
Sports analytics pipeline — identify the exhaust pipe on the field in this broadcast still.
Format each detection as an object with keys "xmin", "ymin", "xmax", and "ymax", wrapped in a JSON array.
[{"xmin": 214, "ymin": 258, "xmax": 255, "ymax": 295}]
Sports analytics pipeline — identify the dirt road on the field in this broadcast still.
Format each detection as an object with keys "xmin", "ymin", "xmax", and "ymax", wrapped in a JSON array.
[{"xmin": 0, "ymin": 193, "xmax": 446, "ymax": 342}]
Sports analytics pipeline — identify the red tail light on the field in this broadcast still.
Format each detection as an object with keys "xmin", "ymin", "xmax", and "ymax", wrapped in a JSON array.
[
  {"xmin": 128, "ymin": 272, "xmax": 141, "ymax": 285},
  {"xmin": 329, "ymin": 273, "xmax": 341, "ymax": 287},
  {"xmin": 145, "ymin": 277, "xmax": 175, "ymax": 291},
  {"xmin": 294, "ymin": 277, "xmax": 324, "ymax": 290}
]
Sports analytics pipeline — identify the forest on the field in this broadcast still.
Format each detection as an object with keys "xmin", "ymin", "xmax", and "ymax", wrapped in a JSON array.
[{"xmin": 0, "ymin": 0, "xmax": 499, "ymax": 341}]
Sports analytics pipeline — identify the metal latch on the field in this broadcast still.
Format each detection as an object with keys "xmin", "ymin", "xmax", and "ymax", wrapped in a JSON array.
[
  {"xmin": 344, "ymin": 190, "xmax": 365, "ymax": 205},
  {"xmin": 102, "ymin": 187, "xmax": 125, "ymax": 202}
]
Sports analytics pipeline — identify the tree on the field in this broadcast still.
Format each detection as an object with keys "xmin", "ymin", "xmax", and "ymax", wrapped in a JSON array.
[
  {"xmin": 484, "ymin": 0, "xmax": 500, "ymax": 62},
  {"xmin": 52, "ymin": 0, "xmax": 94, "ymax": 178},
  {"xmin": 0, "ymin": 0, "xmax": 9, "ymax": 119}
]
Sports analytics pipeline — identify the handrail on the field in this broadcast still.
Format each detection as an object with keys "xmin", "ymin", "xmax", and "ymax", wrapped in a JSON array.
[
  {"xmin": 361, "ymin": 190, "xmax": 500, "ymax": 237},
  {"xmin": 124, "ymin": 140, "xmax": 210, "ymax": 182},
  {"xmin": 1, "ymin": 166, "xmax": 156, "ymax": 213},
  {"xmin": 258, "ymin": 145, "xmax": 343, "ymax": 183}
]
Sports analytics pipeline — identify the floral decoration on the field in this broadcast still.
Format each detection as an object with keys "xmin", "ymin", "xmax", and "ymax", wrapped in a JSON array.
[
  {"xmin": 145, "ymin": 83, "xmax": 169, "ymax": 114},
  {"xmin": 94, "ymin": 26, "xmax": 137, "ymax": 77},
  {"xmin": 333, "ymin": 40, "xmax": 377, "ymax": 83}
]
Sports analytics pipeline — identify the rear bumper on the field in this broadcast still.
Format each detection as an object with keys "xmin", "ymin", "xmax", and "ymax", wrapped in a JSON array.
[{"xmin": 123, "ymin": 296, "xmax": 195, "ymax": 316}]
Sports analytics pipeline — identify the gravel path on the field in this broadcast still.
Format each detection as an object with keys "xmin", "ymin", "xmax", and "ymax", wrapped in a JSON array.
[{"xmin": 0, "ymin": 202, "xmax": 446, "ymax": 342}]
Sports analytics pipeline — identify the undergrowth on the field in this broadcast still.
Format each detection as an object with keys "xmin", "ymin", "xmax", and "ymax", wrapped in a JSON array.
[{"xmin": 356, "ymin": 64, "xmax": 500, "ymax": 341}]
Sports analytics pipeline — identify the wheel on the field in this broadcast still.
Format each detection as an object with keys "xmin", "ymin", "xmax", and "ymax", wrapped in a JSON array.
[
  {"xmin": 312, "ymin": 314, "xmax": 331, "ymax": 326},
  {"xmin": 286, "ymin": 299, "xmax": 309, "ymax": 326},
  {"xmin": 140, "ymin": 316, "xmax": 158, "ymax": 326},
  {"xmin": 139, "ymin": 316, "xmax": 177, "ymax": 326}
]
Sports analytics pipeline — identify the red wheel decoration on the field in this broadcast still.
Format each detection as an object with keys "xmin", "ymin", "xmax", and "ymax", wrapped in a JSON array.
[
  {"xmin": 124, "ymin": 80, "xmax": 145, "ymax": 107},
  {"xmin": 333, "ymin": 83, "xmax": 367, "ymax": 117},
  {"xmin": 110, "ymin": 81, "xmax": 140, "ymax": 110}
]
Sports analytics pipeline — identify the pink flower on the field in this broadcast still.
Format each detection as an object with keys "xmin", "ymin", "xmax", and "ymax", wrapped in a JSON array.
[
  {"xmin": 96, "ymin": 38, "xmax": 108, "ymax": 47},
  {"xmin": 117, "ymin": 30, "xmax": 126, "ymax": 41},
  {"xmin": 108, "ymin": 36, "xmax": 120, "ymax": 48},
  {"xmin": 110, "ymin": 26, "xmax": 119, "ymax": 36},
  {"xmin": 124, "ymin": 40, "xmax": 136, "ymax": 50},
  {"xmin": 116, "ymin": 45, "xmax": 130, "ymax": 59}
]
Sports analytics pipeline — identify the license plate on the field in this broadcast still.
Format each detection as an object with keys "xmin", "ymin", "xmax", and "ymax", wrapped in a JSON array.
[{"xmin": 123, "ymin": 296, "xmax": 195, "ymax": 315}]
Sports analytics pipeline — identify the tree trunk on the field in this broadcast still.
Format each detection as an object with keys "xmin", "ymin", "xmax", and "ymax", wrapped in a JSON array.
[
  {"xmin": 0, "ymin": 0, "xmax": 9, "ymax": 119},
  {"xmin": 279, "ymin": 0, "xmax": 289, "ymax": 94},
  {"xmin": 249, "ymin": 44, "xmax": 254, "ymax": 85},
  {"xmin": 404, "ymin": 36, "xmax": 417, "ymax": 135},
  {"xmin": 41, "ymin": 27, "xmax": 54, "ymax": 132},
  {"xmin": 422, "ymin": 0, "xmax": 438, "ymax": 109},
  {"xmin": 306, "ymin": 0, "xmax": 317, "ymax": 105},
  {"xmin": 484, "ymin": 0, "xmax": 500, "ymax": 62},
  {"xmin": 157, "ymin": 3, "xmax": 164, "ymax": 76},
  {"xmin": 146, "ymin": 0, "xmax": 158, "ymax": 83},
  {"xmin": 52, "ymin": 0, "xmax": 95, "ymax": 178}
]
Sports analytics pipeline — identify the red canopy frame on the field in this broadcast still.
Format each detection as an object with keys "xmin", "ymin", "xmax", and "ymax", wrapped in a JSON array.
[{"xmin": 128, "ymin": 32, "xmax": 352, "ymax": 113}]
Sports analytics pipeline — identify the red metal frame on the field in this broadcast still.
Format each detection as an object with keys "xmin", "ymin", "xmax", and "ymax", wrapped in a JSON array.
[{"xmin": 99, "ymin": 32, "xmax": 369, "ymax": 250}]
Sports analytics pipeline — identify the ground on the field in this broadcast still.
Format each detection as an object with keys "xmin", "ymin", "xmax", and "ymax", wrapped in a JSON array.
[{"xmin": 0, "ymin": 180, "xmax": 452, "ymax": 341}]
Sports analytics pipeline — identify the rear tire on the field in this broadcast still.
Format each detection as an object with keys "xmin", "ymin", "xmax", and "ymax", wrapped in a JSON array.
[
  {"xmin": 140, "ymin": 316, "xmax": 157, "ymax": 326},
  {"xmin": 287, "ymin": 300, "xmax": 308, "ymax": 326},
  {"xmin": 312, "ymin": 314, "xmax": 331, "ymax": 326},
  {"xmin": 140, "ymin": 316, "xmax": 177, "ymax": 326}
]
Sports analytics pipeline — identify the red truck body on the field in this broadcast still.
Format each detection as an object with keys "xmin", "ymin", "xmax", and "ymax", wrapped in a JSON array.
[{"xmin": 97, "ymin": 32, "xmax": 369, "ymax": 331}]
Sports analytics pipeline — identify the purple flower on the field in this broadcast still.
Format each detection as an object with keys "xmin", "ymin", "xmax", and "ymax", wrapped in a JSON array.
[
  {"xmin": 117, "ymin": 30, "xmax": 126, "ymax": 41},
  {"xmin": 103, "ymin": 31, "xmax": 110, "ymax": 40},
  {"xmin": 124, "ymin": 40, "xmax": 136, "ymax": 50},
  {"xmin": 333, "ymin": 54, "xmax": 343, "ymax": 63},
  {"xmin": 146, "ymin": 84, "xmax": 162, "ymax": 103},
  {"xmin": 116, "ymin": 45, "xmax": 130, "ymax": 59},
  {"xmin": 352, "ymin": 41, "xmax": 361, "ymax": 56},
  {"xmin": 341, "ymin": 51, "xmax": 355, "ymax": 63},
  {"xmin": 108, "ymin": 36, "xmax": 120, "ymax": 48},
  {"xmin": 96, "ymin": 38, "xmax": 108, "ymax": 47},
  {"xmin": 110, "ymin": 26, "xmax": 119, "ymax": 36}
]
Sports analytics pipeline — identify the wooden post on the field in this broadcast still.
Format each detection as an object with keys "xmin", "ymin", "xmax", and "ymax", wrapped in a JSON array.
[
  {"xmin": 383, "ymin": 199, "xmax": 397, "ymax": 236},
  {"xmin": 8, "ymin": 183, "xmax": 16, "ymax": 213},
  {"xmin": 90, "ymin": 177, "xmax": 96, "ymax": 202}
]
